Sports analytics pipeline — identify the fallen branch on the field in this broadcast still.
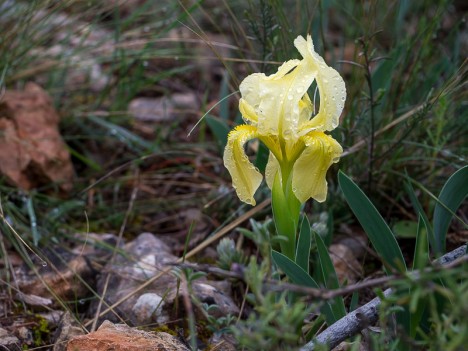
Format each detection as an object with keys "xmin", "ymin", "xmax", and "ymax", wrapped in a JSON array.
[
  {"xmin": 299, "ymin": 244, "xmax": 467, "ymax": 351},
  {"xmin": 172, "ymin": 251, "xmax": 468, "ymax": 301}
]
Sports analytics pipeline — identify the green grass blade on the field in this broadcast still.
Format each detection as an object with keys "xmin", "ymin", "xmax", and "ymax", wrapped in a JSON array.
[
  {"xmin": 338, "ymin": 171, "xmax": 407, "ymax": 273},
  {"xmin": 313, "ymin": 231, "xmax": 346, "ymax": 319},
  {"xmin": 205, "ymin": 114, "xmax": 229, "ymax": 150},
  {"xmin": 25, "ymin": 195, "xmax": 40, "ymax": 246},
  {"xmin": 413, "ymin": 215, "xmax": 430, "ymax": 271},
  {"xmin": 272, "ymin": 250, "xmax": 336, "ymax": 325},
  {"xmin": 349, "ymin": 291, "xmax": 359, "ymax": 312},
  {"xmin": 87, "ymin": 115, "xmax": 154, "ymax": 152},
  {"xmin": 295, "ymin": 216, "xmax": 311, "ymax": 274},
  {"xmin": 404, "ymin": 179, "xmax": 435, "ymax": 252},
  {"xmin": 409, "ymin": 215, "xmax": 429, "ymax": 338},
  {"xmin": 433, "ymin": 165, "xmax": 468, "ymax": 254},
  {"xmin": 272, "ymin": 250, "xmax": 319, "ymax": 288},
  {"xmin": 219, "ymin": 71, "xmax": 230, "ymax": 120}
]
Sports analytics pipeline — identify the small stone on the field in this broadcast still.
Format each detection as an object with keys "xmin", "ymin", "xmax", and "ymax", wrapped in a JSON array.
[
  {"xmin": 15, "ymin": 326, "xmax": 33, "ymax": 345},
  {"xmin": 15, "ymin": 292, "xmax": 53, "ymax": 309},
  {"xmin": 0, "ymin": 327, "xmax": 20, "ymax": 349},
  {"xmin": 128, "ymin": 93, "xmax": 198, "ymax": 122},
  {"xmin": 66, "ymin": 320, "xmax": 190, "ymax": 351},
  {"xmin": 53, "ymin": 312, "xmax": 85, "ymax": 351},
  {"xmin": 132, "ymin": 293, "xmax": 167, "ymax": 324}
]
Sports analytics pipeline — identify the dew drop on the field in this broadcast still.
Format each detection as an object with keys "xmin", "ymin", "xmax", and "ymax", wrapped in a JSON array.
[
  {"xmin": 41, "ymin": 261, "xmax": 48, "ymax": 267},
  {"xmin": 287, "ymin": 95, "xmax": 293, "ymax": 100}
]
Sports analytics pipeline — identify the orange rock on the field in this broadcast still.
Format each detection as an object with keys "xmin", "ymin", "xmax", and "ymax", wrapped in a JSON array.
[
  {"xmin": 0, "ymin": 83, "xmax": 74, "ymax": 192},
  {"xmin": 67, "ymin": 321, "xmax": 189, "ymax": 351}
]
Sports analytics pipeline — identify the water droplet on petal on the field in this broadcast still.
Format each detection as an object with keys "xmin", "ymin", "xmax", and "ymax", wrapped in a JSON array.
[{"xmin": 287, "ymin": 95, "xmax": 293, "ymax": 100}]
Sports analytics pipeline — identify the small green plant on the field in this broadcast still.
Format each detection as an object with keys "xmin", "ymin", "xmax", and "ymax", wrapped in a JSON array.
[
  {"xmin": 216, "ymin": 238, "xmax": 247, "ymax": 270},
  {"xmin": 202, "ymin": 303, "xmax": 236, "ymax": 335},
  {"xmin": 335, "ymin": 166, "xmax": 467, "ymax": 349},
  {"xmin": 230, "ymin": 258, "xmax": 313, "ymax": 350},
  {"xmin": 32, "ymin": 315, "xmax": 50, "ymax": 347}
]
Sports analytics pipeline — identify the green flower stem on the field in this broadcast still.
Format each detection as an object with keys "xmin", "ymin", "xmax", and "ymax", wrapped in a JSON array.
[{"xmin": 271, "ymin": 164, "xmax": 301, "ymax": 261}]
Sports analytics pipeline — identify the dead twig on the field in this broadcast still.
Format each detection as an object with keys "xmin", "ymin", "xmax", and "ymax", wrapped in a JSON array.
[
  {"xmin": 300, "ymin": 244, "xmax": 467, "ymax": 351},
  {"xmin": 172, "ymin": 251, "xmax": 468, "ymax": 301}
]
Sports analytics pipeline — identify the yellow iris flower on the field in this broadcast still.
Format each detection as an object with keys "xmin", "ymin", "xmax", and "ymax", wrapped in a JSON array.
[{"xmin": 224, "ymin": 35, "xmax": 346, "ymax": 205}]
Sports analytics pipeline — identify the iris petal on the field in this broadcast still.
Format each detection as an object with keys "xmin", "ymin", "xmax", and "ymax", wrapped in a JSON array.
[
  {"xmin": 292, "ymin": 131, "xmax": 343, "ymax": 203},
  {"xmin": 265, "ymin": 152, "xmax": 280, "ymax": 190},
  {"xmin": 239, "ymin": 98, "xmax": 258, "ymax": 124},
  {"xmin": 223, "ymin": 125, "xmax": 263, "ymax": 205},
  {"xmin": 239, "ymin": 57, "xmax": 313, "ymax": 138},
  {"xmin": 295, "ymin": 35, "xmax": 346, "ymax": 133},
  {"xmin": 298, "ymin": 93, "xmax": 314, "ymax": 125}
]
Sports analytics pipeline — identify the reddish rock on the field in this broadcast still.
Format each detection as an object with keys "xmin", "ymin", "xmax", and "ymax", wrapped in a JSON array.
[
  {"xmin": 0, "ymin": 83, "xmax": 74, "ymax": 192},
  {"xmin": 66, "ymin": 320, "xmax": 189, "ymax": 351}
]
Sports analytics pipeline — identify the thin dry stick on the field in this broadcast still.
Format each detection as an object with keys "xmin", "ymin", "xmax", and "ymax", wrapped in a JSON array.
[
  {"xmin": 83, "ymin": 198, "xmax": 271, "ymax": 328},
  {"xmin": 172, "ymin": 253, "xmax": 468, "ymax": 301},
  {"xmin": 342, "ymin": 102, "xmax": 429, "ymax": 158},
  {"xmin": 90, "ymin": 183, "xmax": 139, "ymax": 331},
  {"xmin": 300, "ymin": 244, "xmax": 467, "ymax": 351}
]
